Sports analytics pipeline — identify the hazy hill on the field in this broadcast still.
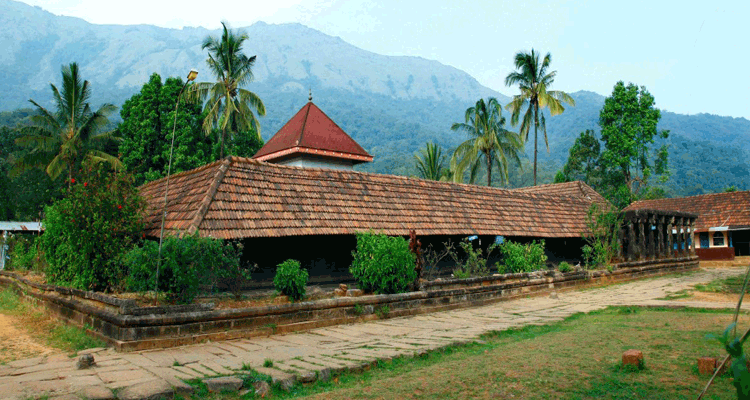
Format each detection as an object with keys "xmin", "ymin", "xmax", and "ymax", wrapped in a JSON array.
[{"xmin": 2, "ymin": 0, "xmax": 749, "ymax": 195}]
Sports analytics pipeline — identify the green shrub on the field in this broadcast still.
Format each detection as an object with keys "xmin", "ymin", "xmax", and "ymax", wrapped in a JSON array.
[
  {"xmin": 42, "ymin": 168, "xmax": 144, "ymax": 291},
  {"xmin": 273, "ymin": 259, "xmax": 308, "ymax": 301},
  {"xmin": 450, "ymin": 239, "xmax": 498, "ymax": 278},
  {"xmin": 350, "ymin": 231, "xmax": 416, "ymax": 294},
  {"xmin": 7, "ymin": 235, "xmax": 44, "ymax": 271},
  {"xmin": 123, "ymin": 233, "xmax": 246, "ymax": 304},
  {"xmin": 558, "ymin": 261, "xmax": 571, "ymax": 273},
  {"xmin": 499, "ymin": 240, "xmax": 548, "ymax": 273}
]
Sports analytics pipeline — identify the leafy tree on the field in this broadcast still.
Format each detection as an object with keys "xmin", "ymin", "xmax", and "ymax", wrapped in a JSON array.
[
  {"xmin": 725, "ymin": 186, "xmax": 739, "ymax": 193},
  {"xmin": 555, "ymin": 129, "xmax": 601, "ymax": 185},
  {"xmin": 450, "ymin": 97, "xmax": 523, "ymax": 186},
  {"xmin": 1, "ymin": 123, "xmax": 63, "ymax": 220},
  {"xmin": 505, "ymin": 49, "xmax": 575, "ymax": 185},
  {"xmin": 599, "ymin": 81, "xmax": 669, "ymax": 207},
  {"xmin": 189, "ymin": 22, "xmax": 266, "ymax": 158},
  {"xmin": 414, "ymin": 142, "xmax": 447, "ymax": 181},
  {"xmin": 14, "ymin": 63, "xmax": 120, "ymax": 184},
  {"xmin": 42, "ymin": 166, "xmax": 144, "ymax": 291},
  {"xmin": 118, "ymin": 73, "xmax": 212, "ymax": 185}
]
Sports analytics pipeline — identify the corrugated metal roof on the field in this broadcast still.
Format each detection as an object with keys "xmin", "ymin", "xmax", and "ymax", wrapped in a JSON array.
[{"xmin": 0, "ymin": 222, "xmax": 43, "ymax": 232}]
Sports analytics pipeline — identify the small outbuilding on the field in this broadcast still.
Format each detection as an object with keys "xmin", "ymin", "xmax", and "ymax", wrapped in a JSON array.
[{"xmin": 626, "ymin": 191, "xmax": 750, "ymax": 260}]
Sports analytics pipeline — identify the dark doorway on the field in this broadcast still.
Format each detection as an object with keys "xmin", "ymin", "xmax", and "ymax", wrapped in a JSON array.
[{"xmin": 733, "ymin": 230, "xmax": 750, "ymax": 256}]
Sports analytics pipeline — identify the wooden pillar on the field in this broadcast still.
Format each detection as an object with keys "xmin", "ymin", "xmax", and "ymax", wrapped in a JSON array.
[
  {"xmin": 667, "ymin": 216, "xmax": 674, "ymax": 258},
  {"xmin": 678, "ymin": 217, "xmax": 686, "ymax": 257},
  {"xmin": 689, "ymin": 218, "xmax": 696, "ymax": 256}
]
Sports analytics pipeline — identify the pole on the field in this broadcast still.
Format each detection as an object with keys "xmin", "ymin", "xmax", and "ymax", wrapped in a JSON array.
[{"xmin": 155, "ymin": 76, "xmax": 192, "ymax": 305}]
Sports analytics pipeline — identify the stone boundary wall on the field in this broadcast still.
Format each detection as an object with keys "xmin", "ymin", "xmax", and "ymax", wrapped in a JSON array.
[{"xmin": 0, "ymin": 257, "xmax": 699, "ymax": 352}]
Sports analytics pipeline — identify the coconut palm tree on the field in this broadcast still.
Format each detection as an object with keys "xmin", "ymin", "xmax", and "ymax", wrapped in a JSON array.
[
  {"xmin": 505, "ymin": 49, "xmax": 575, "ymax": 185},
  {"xmin": 189, "ymin": 22, "xmax": 265, "ymax": 159},
  {"xmin": 450, "ymin": 97, "xmax": 523, "ymax": 187},
  {"xmin": 14, "ymin": 62, "xmax": 119, "ymax": 184},
  {"xmin": 414, "ymin": 142, "xmax": 448, "ymax": 181}
]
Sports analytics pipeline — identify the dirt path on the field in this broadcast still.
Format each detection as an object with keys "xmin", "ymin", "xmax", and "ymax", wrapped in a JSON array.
[{"xmin": 0, "ymin": 313, "xmax": 60, "ymax": 364}]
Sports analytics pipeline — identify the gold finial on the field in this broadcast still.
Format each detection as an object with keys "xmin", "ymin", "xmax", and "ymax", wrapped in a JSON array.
[{"xmin": 309, "ymin": 88, "xmax": 312, "ymax": 102}]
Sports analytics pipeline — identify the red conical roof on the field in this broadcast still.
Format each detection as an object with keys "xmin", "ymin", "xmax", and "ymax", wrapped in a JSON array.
[{"xmin": 253, "ymin": 102, "xmax": 373, "ymax": 164}]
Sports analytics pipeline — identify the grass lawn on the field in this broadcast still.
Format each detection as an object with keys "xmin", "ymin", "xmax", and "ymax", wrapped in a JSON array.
[
  {"xmin": 184, "ymin": 307, "xmax": 747, "ymax": 400},
  {"xmin": 0, "ymin": 287, "xmax": 106, "ymax": 362}
]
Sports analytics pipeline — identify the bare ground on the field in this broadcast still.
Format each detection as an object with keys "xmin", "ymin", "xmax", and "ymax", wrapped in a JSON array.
[{"xmin": 0, "ymin": 313, "xmax": 60, "ymax": 363}]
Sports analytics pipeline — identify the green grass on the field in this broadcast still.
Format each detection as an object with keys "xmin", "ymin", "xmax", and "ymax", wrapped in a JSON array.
[
  {"xmin": 47, "ymin": 324, "xmax": 106, "ymax": 352},
  {"xmin": 694, "ymin": 275, "xmax": 746, "ymax": 294},
  {"xmin": 188, "ymin": 306, "xmax": 744, "ymax": 400},
  {"xmin": 0, "ymin": 287, "xmax": 23, "ymax": 313},
  {"xmin": 658, "ymin": 289, "xmax": 693, "ymax": 300}
]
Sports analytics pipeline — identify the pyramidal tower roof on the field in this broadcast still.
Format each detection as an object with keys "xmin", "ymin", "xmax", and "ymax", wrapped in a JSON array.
[{"xmin": 253, "ymin": 101, "xmax": 373, "ymax": 164}]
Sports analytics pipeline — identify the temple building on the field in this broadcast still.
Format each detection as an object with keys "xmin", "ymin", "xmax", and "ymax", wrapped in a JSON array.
[
  {"xmin": 626, "ymin": 191, "xmax": 750, "ymax": 260},
  {"xmin": 139, "ymin": 98, "xmax": 694, "ymax": 285}
]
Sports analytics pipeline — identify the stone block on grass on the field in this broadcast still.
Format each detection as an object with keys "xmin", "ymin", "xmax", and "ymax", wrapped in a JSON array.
[
  {"xmin": 698, "ymin": 357, "xmax": 717, "ymax": 375},
  {"xmin": 622, "ymin": 349, "xmax": 644, "ymax": 368},
  {"xmin": 204, "ymin": 376, "xmax": 243, "ymax": 393},
  {"xmin": 116, "ymin": 379, "xmax": 173, "ymax": 400}
]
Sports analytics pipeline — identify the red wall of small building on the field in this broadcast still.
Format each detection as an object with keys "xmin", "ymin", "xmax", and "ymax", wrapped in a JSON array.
[{"xmin": 696, "ymin": 247, "xmax": 736, "ymax": 260}]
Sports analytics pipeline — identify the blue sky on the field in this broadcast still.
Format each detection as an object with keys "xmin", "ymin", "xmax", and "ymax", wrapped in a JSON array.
[{"xmin": 21, "ymin": 0, "xmax": 749, "ymax": 119}]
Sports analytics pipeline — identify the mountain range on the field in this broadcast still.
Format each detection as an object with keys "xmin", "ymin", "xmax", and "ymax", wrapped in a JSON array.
[{"xmin": 2, "ymin": 0, "xmax": 749, "ymax": 196}]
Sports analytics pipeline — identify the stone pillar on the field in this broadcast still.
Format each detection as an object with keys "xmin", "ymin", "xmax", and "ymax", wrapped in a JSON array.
[
  {"xmin": 647, "ymin": 214, "xmax": 656, "ymax": 260},
  {"xmin": 667, "ymin": 216, "xmax": 674, "ymax": 258},
  {"xmin": 615, "ymin": 223, "xmax": 624, "ymax": 261},
  {"xmin": 627, "ymin": 219, "xmax": 636, "ymax": 261},
  {"xmin": 638, "ymin": 217, "xmax": 646, "ymax": 260},
  {"xmin": 656, "ymin": 215, "xmax": 665, "ymax": 259}
]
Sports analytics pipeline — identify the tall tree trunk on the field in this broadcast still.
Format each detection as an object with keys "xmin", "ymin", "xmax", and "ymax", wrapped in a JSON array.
[
  {"xmin": 486, "ymin": 150, "xmax": 492, "ymax": 187},
  {"xmin": 534, "ymin": 106, "xmax": 539, "ymax": 186},
  {"xmin": 220, "ymin": 125, "xmax": 226, "ymax": 159}
]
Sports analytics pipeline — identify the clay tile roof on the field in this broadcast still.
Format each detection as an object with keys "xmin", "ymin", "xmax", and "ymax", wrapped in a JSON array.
[
  {"xmin": 139, "ymin": 157, "xmax": 608, "ymax": 240},
  {"xmin": 253, "ymin": 102, "xmax": 373, "ymax": 164},
  {"xmin": 513, "ymin": 181, "xmax": 612, "ymax": 209},
  {"xmin": 625, "ymin": 191, "xmax": 750, "ymax": 232}
]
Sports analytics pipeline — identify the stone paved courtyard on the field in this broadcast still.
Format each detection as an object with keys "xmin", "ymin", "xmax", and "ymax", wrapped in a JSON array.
[{"xmin": 0, "ymin": 266, "xmax": 746, "ymax": 400}]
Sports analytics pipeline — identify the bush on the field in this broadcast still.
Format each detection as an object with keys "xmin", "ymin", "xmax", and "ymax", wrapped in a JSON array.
[
  {"xmin": 450, "ymin": 239, "xmax": 498, "ymax": 278},
  {"xmin": 350, "ymin": 231, "xmax": 416, "ymax": 294},
  {"xmin": 558, "ymin": 261, "xmax": 571, "ymax": 273},
  {"xmin": 6, "ymin": 235, "xmax": 44, "ymax": 271},
  {"xmin": 123, "ymin": 233, "xmax": 246, "ymax": 304},
  {"xmin": 499, "ymin": 240, "xmax": 548, "ymax": 273},
  {"xmin": 273, "ymin": 259, "xmax": 308, "ymax": 301},
  {"xmin": 42, "ymin": 168, "xmax": 144, "ymax": 291}
]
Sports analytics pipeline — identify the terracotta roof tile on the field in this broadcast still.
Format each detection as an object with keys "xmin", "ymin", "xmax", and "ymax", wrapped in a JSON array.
[
  {"xmin": 626, "ymin": 191, "xmax": 750, "ymax": 231},
  {"xmin": 253, "ymin": 102, "xmax": 372, "ymax": 164},
  {"xmin": 140, "ymin": 157, "xmax": 604, "ymax": 239}
]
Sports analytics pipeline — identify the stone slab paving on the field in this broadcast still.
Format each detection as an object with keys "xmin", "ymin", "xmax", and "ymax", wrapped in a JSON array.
[{"xmin": 1, "ymin": 267, "xmax": 748, "ymax": 400}]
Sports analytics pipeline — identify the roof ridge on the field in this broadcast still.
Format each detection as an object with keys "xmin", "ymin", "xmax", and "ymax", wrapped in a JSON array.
[
  {"xmin": 187, "ymin": 158, "xmax": 232, "ymax": 236},
  {"xmin": 138, "ymin": 159, "xmax": 226, "ymax": 191},
  {"xmin": 296, "ymin": 102, "xmax": 312, "ymax": 147},
  {"xmin": 241, "ymin": 159, "xmax": 593, "ymax": 206}
]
